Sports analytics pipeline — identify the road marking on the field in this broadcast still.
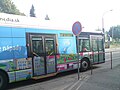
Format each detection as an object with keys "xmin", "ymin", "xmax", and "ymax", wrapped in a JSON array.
[
  {"xmin": 76, "ymin": 76, "xmax": 90, "ymax": 90},
  {"xmin": 67, "ymin": 80, "xmax": 80, "ymax": 90},
  {"xmin": 51, "ymin": 83, "xmax": 72, "ymax": 90},
  {"xmin": 67, "ymin": 74, "xmax": 90, "ymax": 90}
]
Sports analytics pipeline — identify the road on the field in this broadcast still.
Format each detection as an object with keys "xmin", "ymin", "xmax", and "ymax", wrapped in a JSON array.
[
  {"xmin": 7, "ymin": 50, "xmax": 120, "ymax": 90},
  {"xmin": 105, "ymin": 51, "xmax": 120, "ymax": 61}
]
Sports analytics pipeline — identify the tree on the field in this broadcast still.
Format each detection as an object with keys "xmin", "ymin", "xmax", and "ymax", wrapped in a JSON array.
[
  {"xmin": 0, "ymin": 0, "xmax": 25, "ymax": 15},
  {"xmin": 30, "ymin": 5, "xmax": 36, "ymax": 17},
  {"xmin": 45, "ymin": 14, "xmax": 50, "ymax": 20},
  {"xmin": 109, "ymin": 25, "xmax": 120, "ymax": 41},
  {"xmin": 95, "ymin": 28, "xmax": 102, "ymax": 31}
]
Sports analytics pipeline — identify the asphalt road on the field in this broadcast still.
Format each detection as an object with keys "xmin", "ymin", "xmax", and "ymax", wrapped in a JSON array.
[{"xmin": 78, "ymin": 64, "xmax": 120, "ymax": 90}]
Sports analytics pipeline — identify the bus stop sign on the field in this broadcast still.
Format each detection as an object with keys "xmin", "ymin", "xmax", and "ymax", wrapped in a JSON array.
[{"xmin": 72, "ymin": 21, "xmax": 82, "ymax": 36}]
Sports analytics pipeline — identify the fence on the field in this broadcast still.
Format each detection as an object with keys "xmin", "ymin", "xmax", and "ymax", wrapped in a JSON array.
[{"xmin": 90, "ymin": 50, "xmax": 120, "ymax": 75}]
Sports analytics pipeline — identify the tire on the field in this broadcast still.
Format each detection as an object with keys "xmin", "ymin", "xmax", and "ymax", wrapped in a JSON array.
[
  {"xmin": 0, "ymin": 71, "xmax": 8, "ymax": 90},
  {"xmin": 81, "ymin": 59, "xmax": 90, "ymax": 71}
]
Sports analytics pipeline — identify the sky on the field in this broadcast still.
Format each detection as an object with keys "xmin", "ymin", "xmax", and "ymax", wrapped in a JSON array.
[{"xmin": 11, "ymin": 0, "xmax": 120, "ymax": 32}]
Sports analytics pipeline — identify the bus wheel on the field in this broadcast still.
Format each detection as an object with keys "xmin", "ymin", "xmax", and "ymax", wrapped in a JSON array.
[
  {"xmin": 81, "ymin": 59, "xmax": 90, "ymax": 71},
  {"xmin": 0, "ymin": 71, "xmax": 8, "ymax": 90}
]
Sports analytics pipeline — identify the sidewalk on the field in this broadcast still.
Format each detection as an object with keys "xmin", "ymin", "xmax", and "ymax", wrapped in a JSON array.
[
  {"xmin": 77, "ymin": 64, "xmax": 120, "ymax": 90},
  {"xmin": 105, "ymin": 47, "xmax": 120, "ymax": 52}
]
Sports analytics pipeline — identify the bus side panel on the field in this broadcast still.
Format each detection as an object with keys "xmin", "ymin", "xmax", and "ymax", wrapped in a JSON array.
[
  {"xmin": 7, "ymin": 68, "xmax": 32, "ymax": 83},
  {"xmin": 0, "ymin": 26, "xmax": 32, "ymax": 83},
  {"xmin": 0, "ymin": 58, "xmax": 33, "ymax": 83},
  {"xmin": 12, "ymin": 27, "xmax": 27, "ymax": 59},
  {"xmin": 0, "ymin": 26, "xmax": 13, "ymax": 60},
  {"xmin": 0, "ymin": 27, "xmax": 27, "ymax": 60},
  {"xmin": 12, "ymin": 27, "xmax": 26, "ymax": 37},
  {"xmin": 58, "ymin": 38, "xmax": 76, "ymax": 54},
  {"xmin": 0, "ymin": 37, "xmax": 27, "ymax": 60},
  {"xmin": 0, "ymin": 38, "xmax": 14, "ymax": 60},
  {"xmin": 12, "ymin": 38, "xmax": 27, "ymax": 59},
  {"xmin": 0, "ymin": 26, "xmax": 12, "ymax": 37},
  {"xmin": 25, "ymin": 28, "xmax": 60, "ymax": 35},
  {"xmin": 57, "ymin": 37, "xmax": 78, "ymax": 72}
]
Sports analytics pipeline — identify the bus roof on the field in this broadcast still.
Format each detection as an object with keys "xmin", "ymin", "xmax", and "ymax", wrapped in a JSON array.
[{"xmin": 0, "ymin": 13, "xmax": 103, "ymax": 34}]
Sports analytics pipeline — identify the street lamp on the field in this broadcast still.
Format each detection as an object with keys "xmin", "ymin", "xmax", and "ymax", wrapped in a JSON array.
[{"xmin": 102, "ymin": 10, "xmax": 113, "ymax": 41}]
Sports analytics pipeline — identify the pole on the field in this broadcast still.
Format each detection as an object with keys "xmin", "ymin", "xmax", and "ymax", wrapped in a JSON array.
[
  {"xmin": 112, "ymin": 27, "xmax": 113, "ymax": 42},
  {"xmin": 90, "ymin": 52, "xmax": 94, "ymax": 75},
  {"xmin": 77, "ymin": 35, "xmax": 80, "ymax": 80},
  {"xmin": 102, "ymin": 17, "xmax": 105, "ymax": 43},
  {"xmin": 91, "ymin": 61, "xmax": 93, "ymax": 75},
  {"xmin": 102, "ymin": 10, "xmax": 113, "ymax": 43},
  {"xmin": 110, "ymin": 52, "xmax": 112, "ymax": 69}
]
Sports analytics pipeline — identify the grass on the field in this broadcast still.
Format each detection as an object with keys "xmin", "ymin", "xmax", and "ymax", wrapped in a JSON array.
[{"xmin": 110, "ymin": 43, "xmax": 120, "ymax": 48}]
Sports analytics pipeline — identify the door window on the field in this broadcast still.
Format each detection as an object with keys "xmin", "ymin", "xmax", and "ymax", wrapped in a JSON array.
[
  {"xmin": 92, "ymin": 39, "xmax": 98, "ymax": 51},
  {"xmin": 32, "ymin": 37, "xmax": 43, "ymax": 55},
  {"xmin": 45, "ymin": 38, "xmax": 54, "ymax": 55},
  {"xmin": 98, "ymin": 39, "xmax": 103, "ymax": 51}
]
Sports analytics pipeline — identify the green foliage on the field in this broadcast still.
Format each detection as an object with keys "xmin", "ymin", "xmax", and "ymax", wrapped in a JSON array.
[
  {"xmin": 110, "ymin": 42, "xmax": 120, "ymax": 48},
  {"xmin": 30, "ymin": 4, "xmax": 36, "ymax": 17},
  {"xmin": 0, "ymin": 0, "xmax": 25, "ymax": 15},
  {"xmin": 109, "ymin": 25, "xmax": 120, "ymax": 40},
  {"xmin": 95, "ymin": 28, "xmax": 102, "ymax": 31}
]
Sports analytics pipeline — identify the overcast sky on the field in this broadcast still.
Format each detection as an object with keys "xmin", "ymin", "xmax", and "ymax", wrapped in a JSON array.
[{"xmin": 12, "ymin": 0, "xmax": 120, "ymax": 32}]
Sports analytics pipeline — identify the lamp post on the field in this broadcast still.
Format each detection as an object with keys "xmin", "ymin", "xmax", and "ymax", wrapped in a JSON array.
[{"xmin": 102, "ymin": 10, "xmax": 113, "ymax": 48}]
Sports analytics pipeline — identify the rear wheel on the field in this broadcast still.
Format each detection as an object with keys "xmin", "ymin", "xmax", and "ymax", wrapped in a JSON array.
[
  {"xmin": 0, "ymin": 71, "xmax": 8, "ymax": 90},
  {"xmin": 81, "ymin": 59, "xmax": 90, "ymax": 71}
]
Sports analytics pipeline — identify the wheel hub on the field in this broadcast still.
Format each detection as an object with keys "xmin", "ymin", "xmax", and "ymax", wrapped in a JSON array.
[{"xmin": 82, "ymin": 61, "xmax": 88, "ymax": 69}]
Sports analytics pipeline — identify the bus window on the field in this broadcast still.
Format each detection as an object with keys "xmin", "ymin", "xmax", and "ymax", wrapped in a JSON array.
[
  {"xmin": 79, "ymin": 40, "xmax": 83, "ymax": 52},
  {"xmin": 79, "ymin": 39, "xmax": 90, "ymax": 52},
  {"xmin": 92, "ymin": 39, "xmax": 97, "ymax": 51}
]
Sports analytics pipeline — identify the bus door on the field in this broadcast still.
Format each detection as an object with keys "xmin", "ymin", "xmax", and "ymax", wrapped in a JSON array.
[
  {"xmin": 97, "ymin": 36, "xmax": 105, "ymax": 63},
  {"xmin": 29, "ymin": 34, "xmax": 56, "ymax": 76},
  {"xmin": 91, "ymin": 35, "xmax": 104, "ymax": 64}
]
